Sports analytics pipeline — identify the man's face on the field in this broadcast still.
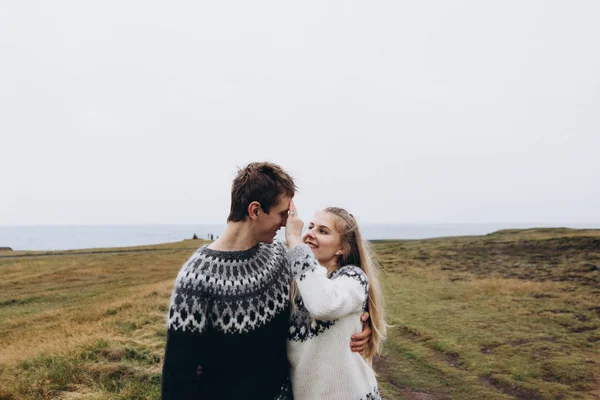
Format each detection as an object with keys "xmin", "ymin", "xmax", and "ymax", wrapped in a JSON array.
[{"xmin": 256, "ymin": 195, "xmax": 292, "ymax": 244}]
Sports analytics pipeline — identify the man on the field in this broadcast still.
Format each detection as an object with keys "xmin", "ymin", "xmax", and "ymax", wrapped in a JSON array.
[{"xmin": 161, "ymin": 162, "xmax": 370, "ymax": 399}]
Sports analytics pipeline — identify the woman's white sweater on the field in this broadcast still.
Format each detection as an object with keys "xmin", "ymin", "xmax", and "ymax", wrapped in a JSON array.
[{"xmin": 287, "ymin": 245, "xmax": 380, "ymax": 400}]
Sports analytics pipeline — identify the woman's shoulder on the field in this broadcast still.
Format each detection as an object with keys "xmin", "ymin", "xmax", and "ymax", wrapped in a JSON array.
[
  {"xmin": 331, "ymin": 265, "xmax": 369, "ymax": 301},
  {"xmin": 332, "ymin": 265, "xmax": 368, "ymax": 284}
]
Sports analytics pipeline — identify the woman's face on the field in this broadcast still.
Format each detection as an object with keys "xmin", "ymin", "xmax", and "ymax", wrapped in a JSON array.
[{"xmin": 302, "ymin": 211, "xmax": 344, "ymax": 266}]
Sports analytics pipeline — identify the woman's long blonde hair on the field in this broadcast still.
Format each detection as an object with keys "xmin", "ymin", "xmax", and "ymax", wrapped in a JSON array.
[
  {"xmin": 325, "ymin": 207, "xmax": 387, "ymax": 362},
  {"xmin": 291, "ymin": 207, "xmax": 387, "ymax": 362}
]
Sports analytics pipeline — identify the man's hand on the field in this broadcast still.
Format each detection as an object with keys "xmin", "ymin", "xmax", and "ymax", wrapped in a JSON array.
[
  {"xmin": 350, "ymin": 312, "xmax": 371, "ymax": 354},
  {"xmin": 285, "ymin": 201, "xmax": 304, "ymax": 248}
]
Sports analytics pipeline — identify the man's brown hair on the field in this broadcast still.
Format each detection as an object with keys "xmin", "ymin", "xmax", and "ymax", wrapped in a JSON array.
[{"xmin": 227, "ymin": 162, "xmax": 297, "ymax": 222}]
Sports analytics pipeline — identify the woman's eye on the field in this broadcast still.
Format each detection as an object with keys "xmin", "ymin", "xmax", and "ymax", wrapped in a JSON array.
[{"xmin": 319, "ymin": 229, "xmax": 327, "ymax": 234}]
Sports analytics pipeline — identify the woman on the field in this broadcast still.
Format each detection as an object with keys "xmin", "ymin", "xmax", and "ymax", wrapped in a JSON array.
[{"xmin": 285, "ymin": 205, "xmax": 387, "ymax": 400}]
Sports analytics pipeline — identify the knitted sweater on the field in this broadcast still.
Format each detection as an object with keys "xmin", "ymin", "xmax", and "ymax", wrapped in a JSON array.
[
  {"xmin": 161, "ymin": 241, "xmax": 293, "ymax": 400},
  {"xmin": 287, "ymin": 245, "xmax": 381, "ymax": 400}
]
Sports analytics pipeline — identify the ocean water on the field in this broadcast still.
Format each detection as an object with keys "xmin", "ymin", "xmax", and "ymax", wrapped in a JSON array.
[{"xmin": 0, "ymin": 223, "xmax": 598, "ymax": 251}]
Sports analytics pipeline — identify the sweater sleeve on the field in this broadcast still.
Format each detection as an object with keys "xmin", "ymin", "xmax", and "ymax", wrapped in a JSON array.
[{"xmin": 288, "ymin": 244, "xmax": 368, "ymax": 321}]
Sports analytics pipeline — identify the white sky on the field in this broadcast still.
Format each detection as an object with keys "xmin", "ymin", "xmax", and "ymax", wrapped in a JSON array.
[{"xmin": 1, "ymin": 1, "xmax": 599, "ymax": 225}]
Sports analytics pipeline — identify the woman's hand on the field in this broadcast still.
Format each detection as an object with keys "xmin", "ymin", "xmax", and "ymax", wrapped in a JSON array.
[{"xmin": 285, "ymin": 200, "xmax": 304, "ymax": 248}]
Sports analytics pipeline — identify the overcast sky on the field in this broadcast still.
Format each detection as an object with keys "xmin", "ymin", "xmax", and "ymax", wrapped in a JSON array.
[{"xmin": 1, "ymin": 1, "xmax": 599, "ymax": 225}]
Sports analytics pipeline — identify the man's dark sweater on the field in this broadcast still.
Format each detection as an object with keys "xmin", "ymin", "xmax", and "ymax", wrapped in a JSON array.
[{"xmin": 161, "ymin": 241, "xmax": 293, "ymax": 400}]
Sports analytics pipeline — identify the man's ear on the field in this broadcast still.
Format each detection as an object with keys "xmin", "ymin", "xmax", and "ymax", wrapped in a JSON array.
[{"xmin": 248, "ymin": 201, "xmax": 261, "ymax": 221}]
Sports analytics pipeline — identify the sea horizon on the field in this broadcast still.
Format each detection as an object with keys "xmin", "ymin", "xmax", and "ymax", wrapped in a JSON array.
[{"xmin": 1, "ymin": 222, "xmax": 599, "ymax": 252}]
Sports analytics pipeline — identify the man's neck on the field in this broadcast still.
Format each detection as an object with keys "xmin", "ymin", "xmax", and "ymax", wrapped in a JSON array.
[{"xmin": 208, "ymin": 221, "xmax": 259, "ymax": 251}]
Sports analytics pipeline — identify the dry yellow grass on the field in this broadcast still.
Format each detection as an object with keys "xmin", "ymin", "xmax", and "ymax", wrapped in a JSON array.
[{"xmin": 0, "ymin": 241, "xmax": 204, "ymax": 399}]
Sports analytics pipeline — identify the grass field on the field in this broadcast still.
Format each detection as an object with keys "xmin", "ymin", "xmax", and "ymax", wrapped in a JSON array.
[{"xmin": 0, "ymin": 229, "xmax": 598, "ymax": 399}]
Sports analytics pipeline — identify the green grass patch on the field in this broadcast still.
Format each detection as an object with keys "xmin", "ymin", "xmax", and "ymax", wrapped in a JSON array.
[{"xmin": 7, "ymin": 339, "xmax": 162, "ymax": 399}]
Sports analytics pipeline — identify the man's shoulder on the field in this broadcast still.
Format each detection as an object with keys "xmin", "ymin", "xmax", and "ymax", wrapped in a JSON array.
[
  {"xmin": 178, "ymin": 246, "xmax": 209, "ymax": 269},
  {"xmin": 269, "ymin": 239, "xmax": 287, "ymax": 252},
  {"xmin": 256, "ymin": 240, "xmax": 287, "ymax": 257}
]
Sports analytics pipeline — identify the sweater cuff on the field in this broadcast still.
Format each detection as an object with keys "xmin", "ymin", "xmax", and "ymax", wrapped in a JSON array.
[
  {"xmin": 287, "ymin": 244, "xmax": 317, "ymax": 279},
  {"xmin": 288, "ymin": 243, "xmax": 311, "ymax": 259}
]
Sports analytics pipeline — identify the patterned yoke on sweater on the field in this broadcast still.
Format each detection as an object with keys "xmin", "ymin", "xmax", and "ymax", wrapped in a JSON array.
[{"xmin": 161, "ymin": 241, "xmax": 293, "ymax": 400}]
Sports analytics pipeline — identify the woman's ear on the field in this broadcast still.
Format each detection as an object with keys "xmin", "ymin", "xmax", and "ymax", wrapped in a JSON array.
[
  {"xmin": 248, "ymin": 202, "xmax": 261, "ymax": 221},
  {"xmin": 335, "ymin": 249, "xmax": 344, "ymax": 256}
]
